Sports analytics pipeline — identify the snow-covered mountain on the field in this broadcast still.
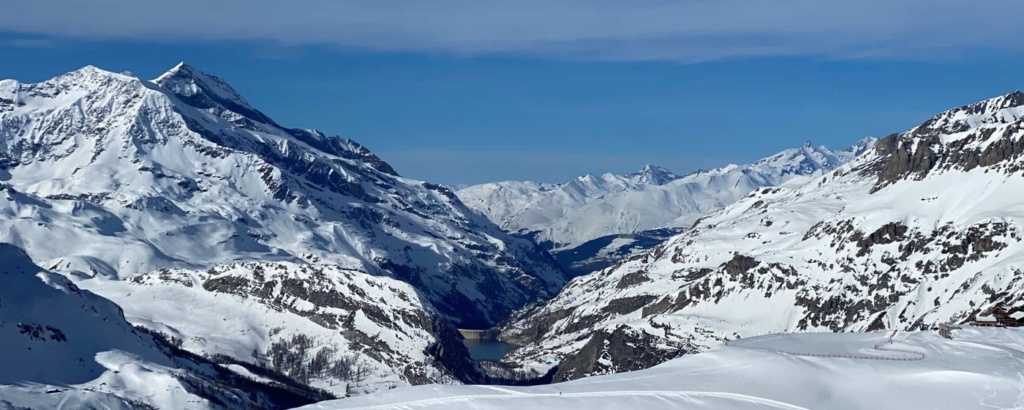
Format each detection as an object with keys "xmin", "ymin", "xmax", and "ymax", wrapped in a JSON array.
[
  {"xmin": 302, "ymin": 328, "xmax": 1024, "ymax": 410},
  {"xmin": 0, "ymin": 63, "xmax": 565, "ymax": 328},
  {"xmin": 457, "ymin": 140, "xmax": 874, "ymax": 253},
  {"xmin": 0, "ymin": 243, "xmax": 330, "ymax": 409},
  {"xmin": 85, "ymin": 260, "xmax": 485, "ymax": 395},
  {"xmin": 500, "ymin": 91, "xmax": 1024, "ymax": 381}
]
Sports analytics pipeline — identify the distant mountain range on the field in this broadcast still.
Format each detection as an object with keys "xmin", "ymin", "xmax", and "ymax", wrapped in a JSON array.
[
  {"xmin": 458, "ymin": 139, "xmax": 875, "ymax": 252},
  {"xmin": 457, "ymin": 138, "xmax": 875, "ymax": 276}
]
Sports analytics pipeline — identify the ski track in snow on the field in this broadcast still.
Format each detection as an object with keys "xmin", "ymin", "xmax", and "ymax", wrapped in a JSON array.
[{"xmin": 727, "ymin": 331, "xmax": 927, "ymax": 361}]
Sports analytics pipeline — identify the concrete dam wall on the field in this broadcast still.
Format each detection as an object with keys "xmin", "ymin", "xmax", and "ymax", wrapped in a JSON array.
[{"xmin": 458, "ymin": 328, "xmax": 501, "ymax": 340}]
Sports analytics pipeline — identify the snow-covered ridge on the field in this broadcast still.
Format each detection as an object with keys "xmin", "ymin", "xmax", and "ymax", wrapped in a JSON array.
[
  {"xmin": 499, "ymin": 90, "xmax": 1024, "ymax": 380},
  {"xmin": 0, "ymin": 243, "xmax": 330, "ymax": 409},
  {"xmin": 457, "ymin": 138, "xmax": 875, "ymax": 251},
  {"xmin": 0, "ymin": 63, "xmax": 565, "ymax": 328},
  {"xmin": 85, "ymin": 261, "xmax": 484, "ymax": 395}
]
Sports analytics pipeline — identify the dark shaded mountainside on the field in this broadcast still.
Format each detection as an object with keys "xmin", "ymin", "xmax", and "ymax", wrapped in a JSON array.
[
  {"xmin": 537, "ymin": 228, "xmax": 684, "ymax": 278},
  {"xmin": 500, "ymin": 90, "xmax": 1024, "ymax": 381}
]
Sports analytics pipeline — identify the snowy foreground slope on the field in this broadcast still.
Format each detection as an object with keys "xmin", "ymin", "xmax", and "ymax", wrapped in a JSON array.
[
  {"xmin": 0, "ymin": 244, "xmax": 330, "ymax": 409},
  {"xmin": 501, "ymin": 91, "xmax": 1024, "ymax": 380},
  {"xmin": 0, "ymin": 64, "xmax": 565, "ymax": 328},
  {"xmin": 298, "ymin": 328, "xmax": 1024, "ymax": 410},
  {"xmin": 457, "ymin": 140, "xmax": 874, "ymax": 253}
]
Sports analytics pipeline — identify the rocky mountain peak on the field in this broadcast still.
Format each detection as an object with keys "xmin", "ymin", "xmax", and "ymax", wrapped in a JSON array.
[
  {"xmin": 846, "ymin": 137, "xmax": 878, "ymax": 157},
  {"xmin": 868, "ymin": 90, "xmax": 1024, "ymax": 192},
  {"xmin": 631, "ymin": 164, "xmax": 679, "ymax": 185},
  {"xmin": 153, "ymin": 61, "xmax": 273, "ymax": 125},
  {"xmin": 752, "ymin": 140, "xmax": 845, "ymax": 177},
  {"xmin": 36, "ymin": 64, "xmax": 143, "ymax": 94},
  {"xmin": 915, "ymin": 90, "xmax": 1024, "ymax": 136}
]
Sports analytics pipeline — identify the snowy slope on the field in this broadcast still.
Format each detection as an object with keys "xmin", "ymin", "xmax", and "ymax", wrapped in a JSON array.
[
  {"xmin": 501, "ymin": 91, "xmax": 1024, "ymax": 380},
  {"xmin": 0, "ymin": 243, "xmax": 330, "ymax": 409},
  {"xmin": 0, "ymin": 64, "xmax": 565, "ymax": 328},
  {"xmin": 81, "ymin": 261, "xmax": 484, "ymax": 395},
  {"xmin": 457, "ymin": 141, "xmax": 873, "ymax": 252},
  {"xmin": 298, "ymin": 328, "xmax": 1024, "ymax": 410}
]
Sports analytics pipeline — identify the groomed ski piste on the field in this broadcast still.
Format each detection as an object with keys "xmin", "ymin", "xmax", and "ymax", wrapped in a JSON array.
[{"xmin": 299, "ymin": 327, "xmax": 1024, "ymax": 410}]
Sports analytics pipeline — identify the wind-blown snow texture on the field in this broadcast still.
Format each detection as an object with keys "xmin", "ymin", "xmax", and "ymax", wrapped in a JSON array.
[
  {"xmin": 501, "ymin": 91, "xmax": 1024, "ymax": 380},
  {"xmin": 299, "ymin": 328, "xmax": 1024, "ymax": 410},
  {"xmin": 457, "ymin": 140, "xmax": 874, "ymax": 253},
  {"xmin": 0, "ymin": 244, "xmax": 329, "ymax": 409},
  {"xmin": 0, "ymin": 64, "xmax": 565, "ymax": 328}
]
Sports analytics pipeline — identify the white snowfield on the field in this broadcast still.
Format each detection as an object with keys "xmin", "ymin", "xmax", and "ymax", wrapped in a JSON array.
[
  {"xmin": 456, "ymin": 140, "xmax": 874, "ymax": 251},
  {"xmin": 297, "ymin": 328, "xmax": 1024, "ymax": 410}
]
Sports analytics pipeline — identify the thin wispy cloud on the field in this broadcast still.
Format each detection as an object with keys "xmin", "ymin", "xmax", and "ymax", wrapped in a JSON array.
[
  {"xmin": 3, "ymin": 0, "xmax": 1022, "ymax": 61},
  {"xmin": 3, "ymin": 38, "xmax": 57, "ymax": 48}
]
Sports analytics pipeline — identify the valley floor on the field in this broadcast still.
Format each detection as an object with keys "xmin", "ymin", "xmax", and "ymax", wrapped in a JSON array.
[{"xmin": 298, "ymin": 327, "xmax": 1024, "ymax": 410}]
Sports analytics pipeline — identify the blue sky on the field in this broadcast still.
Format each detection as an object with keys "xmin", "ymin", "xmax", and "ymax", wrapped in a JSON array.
[{"xmin": 3, "ymin": 1, "xmax": 1024, "ymax": 185}]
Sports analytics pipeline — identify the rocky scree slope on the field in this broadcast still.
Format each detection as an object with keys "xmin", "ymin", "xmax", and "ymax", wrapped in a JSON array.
[
  {"xmin": 0, "ymin": 64, "xmax": 565, "ymax": 328},
  {"xmin": 501, "ymin": 91, "xmax": 1024, "ymax": 381}
]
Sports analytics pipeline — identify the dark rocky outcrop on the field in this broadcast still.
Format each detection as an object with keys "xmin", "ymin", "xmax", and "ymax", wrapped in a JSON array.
[{"xmin": 552, "ymin": 326, "xmax": 685, "ymax": 382}]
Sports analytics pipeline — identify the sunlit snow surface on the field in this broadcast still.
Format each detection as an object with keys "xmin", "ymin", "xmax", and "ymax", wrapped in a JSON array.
[{"xmin": 299, "ymin": 328, "xmax": 1024, "ymax": 410}]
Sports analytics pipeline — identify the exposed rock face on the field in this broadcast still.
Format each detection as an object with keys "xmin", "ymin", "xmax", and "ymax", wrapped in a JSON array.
[
  {"xmin": 870, "ymin": 91, "xmax": 1024, "ymax": 191},
  {"xmin": 501, "ymin": 91, "xmax": 1024, "ymax": 379},
  {"xmin": 0, "ymin": 64, "xmax": 565, "ymax": 328},
  {"xmin": 552, "ymin": 326, "xmax": 687, "ymax": 382}
]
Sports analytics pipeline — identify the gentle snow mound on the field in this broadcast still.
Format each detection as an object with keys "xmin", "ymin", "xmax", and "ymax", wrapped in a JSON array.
[{"xmin": 298, "ymin": 328, "xmax": 1024, "ymax": 410}]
